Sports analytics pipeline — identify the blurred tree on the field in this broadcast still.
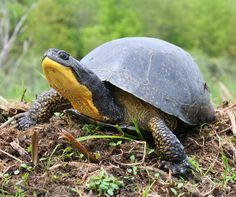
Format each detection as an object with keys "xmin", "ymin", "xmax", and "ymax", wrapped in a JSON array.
[
  {"xmin": 155, "ymin": 0, "xmax": 196, "ymax": 49},
  {"xmin": 192, "ymin": 0, "xmax": 233, "ymax": 55},
  {"xmin": 0, "ymin": 0, "xmax": 34, "ymax": 73},
  {"xmin": 25, "ymin": 0, "xmax": 98, "ymax": 57},
  {"xmin": 133, "ymin": 0, "xmax": 236, "ymax": 56},
  {"xmin": 80, "ymin": 0, "xmax": 143, "ymax": 56}
]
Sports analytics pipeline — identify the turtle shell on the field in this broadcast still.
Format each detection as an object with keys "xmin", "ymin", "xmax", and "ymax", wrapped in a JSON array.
[{"xmin": 81, "ymin": 37, "xmax": 215, "ymax": 125}]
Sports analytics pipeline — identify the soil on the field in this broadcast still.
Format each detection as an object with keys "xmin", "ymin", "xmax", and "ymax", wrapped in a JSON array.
[{"xmin": 0, "ymin": 101, "xmax": 236, "ymax": 196}]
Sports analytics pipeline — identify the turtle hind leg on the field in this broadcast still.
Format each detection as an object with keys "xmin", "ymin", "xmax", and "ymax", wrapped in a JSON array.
[{"xmin": 148, "ymin": 116, "xmax": 192, "ymax": 176}]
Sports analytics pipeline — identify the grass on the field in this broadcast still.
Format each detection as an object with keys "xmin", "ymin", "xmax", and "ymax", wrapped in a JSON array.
[
  {"xmin": 77, "ymin": 134, "xmax": 134, "ymax": 142},
  {"xmin": 142, "ymin": 180, "xmax": 156, "ymax": 197},
  {"xmin": 221, "ymin": 153, "xmax": 236, "ymax": 187},
  {"xmin": 45, "ymin": 144, "xmax": 61, "ymax": 171}
]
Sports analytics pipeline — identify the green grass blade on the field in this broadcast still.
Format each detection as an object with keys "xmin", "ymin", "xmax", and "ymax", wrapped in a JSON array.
[
  {"xmin": 77, "ymin": 135, "xmax": 134, "ymax": 142},
  {"xmin": 115, "ymin": 124, "xmax": 140, "ymax": 139},
  {"xmin": 133, "ymin": 119, "xmax": 145, "ymax": 141}
]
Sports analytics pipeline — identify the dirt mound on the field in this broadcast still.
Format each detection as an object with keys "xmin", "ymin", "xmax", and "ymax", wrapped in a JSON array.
[{"xmin": 0, "ymin": 102, "xmax": 235, "ymax": 196}]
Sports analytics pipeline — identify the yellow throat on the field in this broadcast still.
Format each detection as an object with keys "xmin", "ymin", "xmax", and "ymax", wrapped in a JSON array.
[{"xmin": 42, "ymin": 57, "xmax": 102, "ymax": 120}]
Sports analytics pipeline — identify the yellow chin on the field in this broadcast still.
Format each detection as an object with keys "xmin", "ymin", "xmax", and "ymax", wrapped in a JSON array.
[{"xmin": 42, "ymin": 57, "xmax": 102, "ymax": 120}]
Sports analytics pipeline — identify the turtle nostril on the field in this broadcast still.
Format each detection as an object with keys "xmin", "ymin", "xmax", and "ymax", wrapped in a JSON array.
[{"xmin": 58, "ymin": 50, "xmax": 70, "ymax": 60}]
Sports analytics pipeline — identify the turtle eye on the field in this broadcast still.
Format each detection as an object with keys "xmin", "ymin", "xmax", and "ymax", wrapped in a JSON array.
[{"xmin": 58, "ymin": 50, "xmax": 70, "ymax": 60}]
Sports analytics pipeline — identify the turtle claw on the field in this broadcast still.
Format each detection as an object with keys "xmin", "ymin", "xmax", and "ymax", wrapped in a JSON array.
[
  {"xmin": 16, "ymin": 112, "xmax": 36, "ymax": 130},
  {"xmin": 160, "ymin": 158, "xmax": 194, "ymax": 177}
]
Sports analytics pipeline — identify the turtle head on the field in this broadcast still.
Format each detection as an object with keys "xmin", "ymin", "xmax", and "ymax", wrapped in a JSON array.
[
  {"xmin": 42, "ymin": 48, "xmax": 95, "ymax": 85},
  {"xmin": 42, "ymin": 48, "xmax": 104, "ymax": 120}
]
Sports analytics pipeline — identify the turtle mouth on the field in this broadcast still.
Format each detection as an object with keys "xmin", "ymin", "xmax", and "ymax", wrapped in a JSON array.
[{"xmin": 42, "ymin": 49, "xmax": 71, "ymax": 68}]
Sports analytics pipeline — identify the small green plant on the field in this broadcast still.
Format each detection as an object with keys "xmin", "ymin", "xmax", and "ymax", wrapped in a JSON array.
[
  {"xmin": 82, "ymin": 124, "xmax": 100, "ymax": 134},
  {"xmin": 70, "ymin": 187, "xmax": 83, "ymax": 196},
  {"xmin": 127, "ymin": 155, "xmax": 138, "ymax": 176},
  {"xmin": 22, "ymin": 172, "xmax": 30, "ymax": 183},
  {"xmin": 170, "ymin": 181, "xmax": 185, "ymax": 197},
  {"xmin": 154, "ymin": 172, "xmax": 160, "ymax": 179},
  {"xmin": 142, "ymin": 180, "xmax": 156, "ymax": 197},
  {"xmin": 12, "ymin": 163, "xmax": 32, "ymax": 184},
  {"xmin": 127, "ymin": 166, "xmax": 138, "ymax": 176},
  {"xmin": 87, "ymin": 169, "xmax": 123, "ymax": 196},
  {"xmin": 1, "ymin": 173, "xmax": 11, "ymax": 192},
  {"xmin": 95, "ymin": 151, "xmax": 101, "ymax": 160},
  {"xmin": 27, "ymin": 144, "xmax": 32, "ymax": 153},
  {"xmin": 14, "ymin": 169, "xmax": 20, "ymax": 175},
  {"xmin": 109, "ymin": 140, "xmax": 122, "ymax": 147},
  {"xmin": 221, "ymin": 153, "xmax": 236, "ymax": 186},
  {"xmin": 14, "ymin": 186, "xmax": 26, "ymax": 197},
  {"xmin": 188, "ymin": 157, "xmax": 202, "ymax": 173},
  {"xmin": 0, "ymin": 173, "xmax": 12, "ymax": 196},
  {"xmin": 0, "ymin": 189, "xmax": 11, "ymax": 196},
  {"xmin": 61, "ymin": 146, "xmax": 76, "ymax": 160},
  {"xmin": 147, "ymin": 147, "xmax": 155, "ymax": 155},
  {"xmin": 60, "ymin": 146, "xmax": 85, "ymax": 161},
  {"xmin": 20, "ymin": 163, "xmax": 33, "ymax": 172}
]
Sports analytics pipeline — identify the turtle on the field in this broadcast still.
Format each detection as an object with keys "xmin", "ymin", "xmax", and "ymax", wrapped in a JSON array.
[{"xmin": 17, "ymin": 37, "xmax": 215, "ymax": 175}]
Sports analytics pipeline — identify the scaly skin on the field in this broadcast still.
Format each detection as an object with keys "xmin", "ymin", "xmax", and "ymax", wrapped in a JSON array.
[
  {"xmin": 148, "ymin": 117, "xmax": 191, "ymax": 175},
  {"xmin": 148, "ymin": 117, "xmax": 185, "ymax": 161},
  {"xmin": 17, "ymin": 89, "xmax": 71, "ymax": 129}
]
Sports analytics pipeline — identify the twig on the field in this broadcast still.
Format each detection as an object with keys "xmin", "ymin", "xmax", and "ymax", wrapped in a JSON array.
[
  {"xmin": 0, "ymin": 149, "xmax": 23, "ymax": 162},
  {"xmin": 31, "ymin": 131, "xmax": 39, "ymax": 166},
  {"xmin": 199, "ymin": 177, "xmax": 216, "ymax": 197},
  {"xmin": 138, "ymin": 166, "xmax": 174, "ymax": 180},
  {"xmin": 60, "ymin": 130, "xmax": 99, "ymax": 163},
  {"xmin": 49, "ymin": 163, "xmax": 63, "ymax": 171},
  {"xmin": 80, "ymin": 167, "xmax": 90, "ymax": 184},
  {"xmin": 28, "ymin": 187, "xmax": 49, "ymax": 194},
  {"xmin": 0, "ymin": 112, "xmax": 26, "ymax": 128},
  {"xmin": 187, "ymin": 137, "xmax": 205, "ymax": 147},
  {"xmin": 0, "ymin": 164, "xmax": 16, "ymax": 178},
  {"xmin": 218, "ymin": 126, "xmax": 232, "ymax": 134},
  {"xmin": 227, "ymin": 110, "xmax": 236, "ymax": 136},
  {"xmin": 204, "ymin": 150, "xmax": 220, "ymax": 175},
  {"xmin": 10, "ymin": 140, "xmax": 28, "ymax": 157},
  {"xmin": 68, "ymin": 161, "xmax": 98, "ymax": 169},
  {"xmin": 112, "ymin": 141, "xmax": 147, "ymax": 166}
]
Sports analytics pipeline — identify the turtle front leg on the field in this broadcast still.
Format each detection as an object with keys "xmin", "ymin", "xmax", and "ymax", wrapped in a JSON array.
[
  {"xmin": 17, "ymin": 89, "xmax": 71, "ymax": 130},
  {"xmin": 148, "ymin": 116, "xmax": 192, "ymax": 175}
]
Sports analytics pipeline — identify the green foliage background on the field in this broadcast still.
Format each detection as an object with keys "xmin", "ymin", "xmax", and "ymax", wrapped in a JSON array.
[{"xmin": 0, "ymin": 0, "xmax": 236, "ymax": 103}]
